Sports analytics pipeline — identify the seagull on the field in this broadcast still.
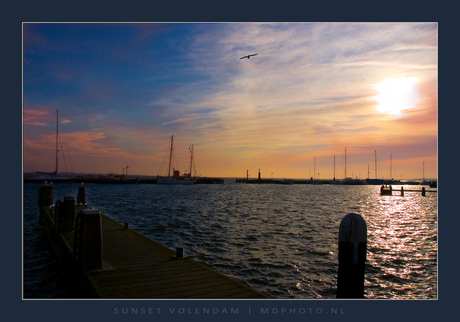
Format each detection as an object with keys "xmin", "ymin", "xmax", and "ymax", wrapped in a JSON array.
[{"xmin": 239, "ymin": 53, "xmax": 258, "ymax": 59}]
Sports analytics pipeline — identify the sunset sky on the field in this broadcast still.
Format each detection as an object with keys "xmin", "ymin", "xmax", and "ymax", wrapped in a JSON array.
[{"xmin": 23, "ymin": 22, "xmax": 437, "ymax": 180}]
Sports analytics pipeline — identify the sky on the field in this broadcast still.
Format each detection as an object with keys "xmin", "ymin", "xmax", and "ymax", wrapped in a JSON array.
[{"xmin": 23, "ymin": 22, "xmax": 437, "ymax": 180}]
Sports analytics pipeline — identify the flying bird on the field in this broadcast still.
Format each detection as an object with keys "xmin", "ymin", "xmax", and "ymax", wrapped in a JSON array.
[{"xmin": 239, "ymin": 53, "xmax": 258, "ymax": 59}]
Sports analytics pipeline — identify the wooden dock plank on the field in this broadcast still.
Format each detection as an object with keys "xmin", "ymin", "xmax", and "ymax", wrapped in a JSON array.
[
  {"xmin": 39, "ymin": 192, "xmax": 270, "ymax": 299},
  {"xmin": 81, "ymin": 214, "xmax": 270, "ymax": 299}
]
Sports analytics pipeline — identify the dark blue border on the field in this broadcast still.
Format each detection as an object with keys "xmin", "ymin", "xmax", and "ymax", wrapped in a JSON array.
[{"xmin": 7, "ymin": 1, "xmax": 456, "ymax": 322}]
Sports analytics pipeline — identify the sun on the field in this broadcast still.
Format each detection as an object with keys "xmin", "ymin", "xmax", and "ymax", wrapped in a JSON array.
[{"xmin": 372, "ymin": 77, "xmax": 421, "ymax": 115}]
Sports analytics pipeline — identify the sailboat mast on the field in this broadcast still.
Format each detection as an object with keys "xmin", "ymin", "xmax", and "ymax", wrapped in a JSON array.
[
  {"xmin": 344, "ymin": 147, "xmax": 347, "ymax": 178},
  {"xmin": 189, "ymin": 144, "xmax": 194, "ymax": 177},
  {"xmin": 168, "ymin": 135, "xmax": 174, "ymax": 178},
  {"xmin": 423, "ymin": 161, "xmax": 425, "ymax": 182},
  {"xmin": 375, "ymin": 150, "xmax": 377, "ymax": 180},
  {"xmin": 390, "ymin": 154, "xmax": 392, "ymax": 180},
  {"xmin": 56, "ymin": 110, "xmax": 59, "ymax": 175},
  {"xmin": 333, "ymin": 155, "xmax": 336, "ymax": 181}
]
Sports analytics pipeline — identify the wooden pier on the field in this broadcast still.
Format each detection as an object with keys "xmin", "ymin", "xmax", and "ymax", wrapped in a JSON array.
[
  {"xmin": 380, "ymin": 185, "xmax": 437, "ymax": 196},
  {"xmin": 38, "ymin": 183, "xmax": 270, "ymax": 299}
]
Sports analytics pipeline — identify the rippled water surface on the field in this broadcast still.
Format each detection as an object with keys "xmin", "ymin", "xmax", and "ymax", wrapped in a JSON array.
[{"xmin": 23, "ymin": 182, "xmax": 437, "ymax": 299}]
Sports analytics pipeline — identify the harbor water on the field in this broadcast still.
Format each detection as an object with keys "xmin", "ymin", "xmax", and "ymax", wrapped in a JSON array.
[{"xmin": 23, "ymin": 181, "xmax": 437, "ymax": 299}]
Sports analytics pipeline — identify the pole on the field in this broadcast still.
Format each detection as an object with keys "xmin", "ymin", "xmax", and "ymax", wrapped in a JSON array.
[
  {"xmin": 333, "ymin": 155, "xmax": 336, "ymax": 181},
  {"xmin": 189, "ymin": 145, "xmax": 193, "ymax": 177},
  {"xmin": 58, "ymin": 196, "xmax": 75, "ymax": 233},
  {"xmin": 337, "ymin": 213, "xmax": 367, "ymax": 298},
  {"xmin": 168, "ymin": 135, "xmax": 173, "ymax": 178},
  {"xmin": 423, "ymin": 161, "xmax": 425, "ymax": 182},
  {"xmin": 38, "ymin": 183, "xmax": 53, "ymax": 223},
  {"xmin": 375, "ymin": 150, "xmax": 377, "ymax": 180},
  {"xmin": 77, "ymin": 183, "xmax": 86, "ymax": 205},
  {"xmin": 74, "ymin": 209, "xmax": 103, "ymax": 271},
  {"xmin": 56, "ymin": 110, "xmax": 59, "ymax": 175},
  {"xmin": 390, "ymin": 154, "xmax": 392, "ymax": 180}
]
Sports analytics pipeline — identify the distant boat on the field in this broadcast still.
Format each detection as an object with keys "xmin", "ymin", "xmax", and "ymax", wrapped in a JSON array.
[
  {"xmin": 156, "ymin": 175, "xmax": 195, "ymax": 185},
  {"xmin": 273, "ymin": 179, "xmax": 295, "ymax": 185},
  {"xmin": 95, "ymin": 165, "xmax": 140, "ymax": 184},
  {"xmin": 365, "ymin": 178, "xmax": 384, "ymax": 185},
  {"xmin": 420, "ymin": 162, "xmax": 437, "ymax": 188},
  {"xmin": 339, "ymin": 177, "xmax": 365, "ymax": 185},
  {"xmin": 95, "ymin": 178, "xmax": 139, "ymax": 184},
  {"xmin": 365, "ymin": 150, "xmax": 384, "ymax": 185},
  {"xmin": 156, "ymin": 135, "xmax": 197, "ymax": 185},
  {"xmin": 336, "ymin": 147, "xmax": 365, "ymax": 185},
  {"xmin": 24, "ymin": 175, "xmax": 74, "ymax": 184},
  {"xmin": 24, "ymin": 110, "xmax": 74, "ymax": 184},
  {"xmin": 96, "ymin": 175, "xmax": 139, "ymax": 184}
]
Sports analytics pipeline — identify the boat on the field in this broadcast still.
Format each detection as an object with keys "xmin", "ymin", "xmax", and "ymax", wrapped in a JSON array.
[
  {"xmin": 95, "ymin": 178, "xmax": 139, "ymax": 184},
  {"xmin": 280, "ymin": 179, "xmax": 295, "ymax": 185},
  {"xmin": 336, "ymin": 147, "xmax": 365, "ymax": 185},
  {"xmin": 420, "ymin": 162, "xmax": 437, "ymax": 188},
  {"xmin": 156, "ymin": 135, "xmax": 197, "ymax": 185},
  {"xmin": 365, "ymin": 178, "xmax": 384, "ymax": 185},
  {"xmin": 339, "ymin": 177, "xmax": 365, "ymax": 185},
  {"xmin": 24, "ymin": 174, "xmax": 75, "ymax": 184},
  {"xmin": 24, "ymin": 110, "xmax": 75, "ymax": 184},
  {"xmin": 156, "ymin": 172, "xmax": 196, "ymax": 185},
  {"xmin": 95, "ymin": 165, "xmax": 140, "ymax": 184},
  {"xmin": 96, "ymin": 175, "xmax": 139, "ymax": 184},
  {"xmin": 365, "ymin": 150, "xmax": 384, "ymax": 185}
]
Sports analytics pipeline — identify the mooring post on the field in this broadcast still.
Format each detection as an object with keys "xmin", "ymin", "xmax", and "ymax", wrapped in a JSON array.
[
  {"xmin": 57, "ymin": 196, "xmax": 75, "ymax": 233},
  {"xmin": 176, "ymin": 246, "xmax": 184, "ymax": 258},
  {"xmin": 422, "ymin": 187, "xmax": 426, "ymax": 196},
  {"xmin": 337, "ymin": 213, "xmax": 367, "ymax": 298},
  {"xmin": 77, "ymin": 183, "xmax": 86, "ymax": 205},
  {"xmin": 74, "ymin": 209, "xmax": 103, "ymax": 271},
  {"xmin": 38, "ymin": 182, "xmax": 53, "ymax": 223}
]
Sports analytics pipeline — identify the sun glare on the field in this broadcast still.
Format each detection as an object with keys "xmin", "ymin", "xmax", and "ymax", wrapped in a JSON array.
[{"xmin": 372, "ymin": 77, "xmax": 420, "ymax": 115}]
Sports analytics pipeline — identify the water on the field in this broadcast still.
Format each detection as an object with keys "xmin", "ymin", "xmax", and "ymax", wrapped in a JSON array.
[{"xmin": 23, "ymin": 181, "xmax": 437, "ymax": 299}]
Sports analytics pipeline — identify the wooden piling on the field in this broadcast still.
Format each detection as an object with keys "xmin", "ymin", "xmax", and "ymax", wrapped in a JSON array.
[
  {"xmin": 74, "ymin": 209, "xmax": 103, "ymax": 271},
  {"xmin": 38, "ymin": 183, "xmax": 53, "ymax": 223},
  {"xmin": 337, "ymin": 213, "xmax": 367, "ymax": 298},
  {"xmin": 380, "ymin": 185, "xmax": 392, "ymax": 196},
  {"xmin": 56, "ymin": 196, "xmax": 75, "ymax": 233},
  {"xmin": 77, "ymin": 184, "xmax": 86, "ymax": 205}
]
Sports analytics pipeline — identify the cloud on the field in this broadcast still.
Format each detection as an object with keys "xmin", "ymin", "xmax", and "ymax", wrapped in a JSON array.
[{"xmin": 23, "ymin": 109, "xmax": 51, "ymax": 126}]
